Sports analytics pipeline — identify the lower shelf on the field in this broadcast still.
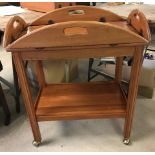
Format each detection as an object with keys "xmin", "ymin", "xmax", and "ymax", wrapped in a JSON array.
[{"xmin": 35, "ymin": 81, "xmax": 127, "ymax": 121}]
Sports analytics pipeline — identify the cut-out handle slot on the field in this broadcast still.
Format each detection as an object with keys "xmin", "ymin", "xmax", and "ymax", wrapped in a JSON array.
[
  {"xmin": 13, "ymin": 20, "xmax": 20, "ymax": 29},
  {"xmin": 68, "ymin": 9, "xmax": 85, "ymax": 15},
  {"xmin": 64, "ymin": 27, "xmax": 88, "ymax": 36},
  {"xmin": 134, "ymin": 13, "xmax": 140, "ymax": 21}
]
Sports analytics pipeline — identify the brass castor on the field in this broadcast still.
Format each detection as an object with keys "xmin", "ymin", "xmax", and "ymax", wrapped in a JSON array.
[
  {"xmin": 32, "ymin": 140, "xmax": 41, "ymax": 147},
  {"xmin": 123, "ymin": 139, "xmax": 131, "ymax": 145}
]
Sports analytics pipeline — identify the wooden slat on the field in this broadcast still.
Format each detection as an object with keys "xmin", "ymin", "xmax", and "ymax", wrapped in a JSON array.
[
  {"xmin": 7, "ymin": 21, "xmax": 148, "ymax": 49},
  {"xmin": 37, "ymin": 109, "xmax": 126, "ymax": 121},
  {"xmin": 108, "ymin": 21, "xmax": 138, "ymax": 34},
  {"xmin": 7, "ymin": 43, "xmax": 143, "ymax": 52},
  {"xmin": 30, "ymin": 5, "xmax": 124, "ymax": 26},
  {"xmin": 36, "ymin": 81, "xmax": 127, "ymax": 121},
  {"xmin": 20, "ymin": 46, "xmax": 135, "ymax": 60},
  {"xmin": 28, "ymin": 21, "xmax": 138, "ymax": 34}
]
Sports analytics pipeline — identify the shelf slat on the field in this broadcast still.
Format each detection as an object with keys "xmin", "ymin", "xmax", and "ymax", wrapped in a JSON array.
[{"xmin": 36, "ymin": 81, "xmax": 127, "ymax": 121}]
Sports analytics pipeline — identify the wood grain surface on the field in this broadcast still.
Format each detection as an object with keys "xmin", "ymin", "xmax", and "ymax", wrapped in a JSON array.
[{"xmin": 36, "ymin": 81, "xmax": 127, "ymax": 121}]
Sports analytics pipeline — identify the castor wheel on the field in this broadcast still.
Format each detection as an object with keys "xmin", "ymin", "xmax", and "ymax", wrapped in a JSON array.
[
  {"xmin": 123, "ymin": 138, "xmax": 131, "ymax": 145},
  {"xmin": 32, "ymin": 140, "xmax": 41, "ymax": 147}
]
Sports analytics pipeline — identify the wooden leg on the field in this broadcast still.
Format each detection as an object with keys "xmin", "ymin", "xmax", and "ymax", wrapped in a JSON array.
[
  {"xmin": 12, "ymin": 56, "xmax": 21, "ymax": 113},
  {"xmin": 0, "ymin": 83, "xmax": 11, "ymax": 125},
  {"xmin": 13, "ymin": 52, "xmax": 41, "ymax": 143},
  {"xmin": 88, "ymin": 58, "xmax": 94, "ymax": 81},
  {"xmin": 65, "ymin": 60, "xmax": 69, "ymax": 83},
  {"xmin": 123, "ymin": 47, "xmax": 143, "ymax": 144},
  {"xmin": 115, "ymin": 57, "xmax": 123, "ymax": 83},
  {"xmin": 35, "ymin": 60, "xmax": 46, "ymax": 88}
]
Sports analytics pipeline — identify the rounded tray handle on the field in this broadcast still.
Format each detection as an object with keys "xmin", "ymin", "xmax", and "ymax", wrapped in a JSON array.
[{"xmin": 3, "ymin": 16, "xmax": 27, "ymax": 48}]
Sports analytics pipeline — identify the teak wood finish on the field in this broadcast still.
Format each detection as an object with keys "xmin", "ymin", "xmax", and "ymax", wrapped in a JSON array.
[{"xmin": 3, "ymin": 6, "xmax": 150, "ymax": 145}]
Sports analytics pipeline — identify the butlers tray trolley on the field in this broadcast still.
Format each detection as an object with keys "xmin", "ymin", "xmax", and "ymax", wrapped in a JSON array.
[{"xmin": 3, "ymin": 6, "xmax": 150, "ymax": 146}]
